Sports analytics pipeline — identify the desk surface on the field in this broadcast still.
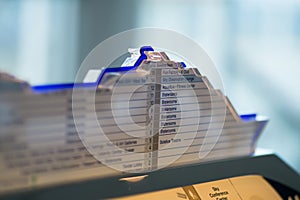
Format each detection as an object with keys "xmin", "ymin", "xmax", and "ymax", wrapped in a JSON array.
[{"xmin": 1, "ymin": 154, "xmax": 299, "ymax": 200}]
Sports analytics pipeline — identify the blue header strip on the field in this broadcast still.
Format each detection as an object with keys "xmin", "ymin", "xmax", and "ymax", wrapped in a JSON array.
[{"xmin": 240, "ymin": 113, "xmax": 257, "ymax": 122}]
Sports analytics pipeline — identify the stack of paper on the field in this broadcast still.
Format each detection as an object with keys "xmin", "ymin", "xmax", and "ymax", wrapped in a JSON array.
[{"xmin": 0, "ymin": 47, "xmax": 268, "ymax": 194}]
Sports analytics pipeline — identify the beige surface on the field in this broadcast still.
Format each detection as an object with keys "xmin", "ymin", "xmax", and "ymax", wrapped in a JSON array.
[{"xmin": 113, "ymin": 175, "xmax": 283, "ymax": 200}]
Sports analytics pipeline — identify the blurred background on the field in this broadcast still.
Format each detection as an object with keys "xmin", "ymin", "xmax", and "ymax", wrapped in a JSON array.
[{"xmin": 0, "ymin": 0, "xmax": 299, "ymax": 173}]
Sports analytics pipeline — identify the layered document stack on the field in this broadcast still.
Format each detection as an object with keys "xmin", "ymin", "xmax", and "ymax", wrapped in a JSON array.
[{"xmin": 0, "ymin": 46, "xmax": 268, "ymax": 194}]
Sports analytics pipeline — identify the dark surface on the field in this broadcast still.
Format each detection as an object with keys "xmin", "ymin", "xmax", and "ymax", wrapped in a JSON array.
[{"xmin": 1, "ymin": 154, "xmax": 299, "ymax": 200}]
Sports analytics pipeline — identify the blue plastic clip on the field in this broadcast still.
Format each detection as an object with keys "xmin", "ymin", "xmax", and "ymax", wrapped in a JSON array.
[
  {"xmin": 32, "ymin": 46, "xmax": 154, "ymax": 93},
  {"xmin": 95, "ymin": 46, "xmax": 154, "ymax": 85}
]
